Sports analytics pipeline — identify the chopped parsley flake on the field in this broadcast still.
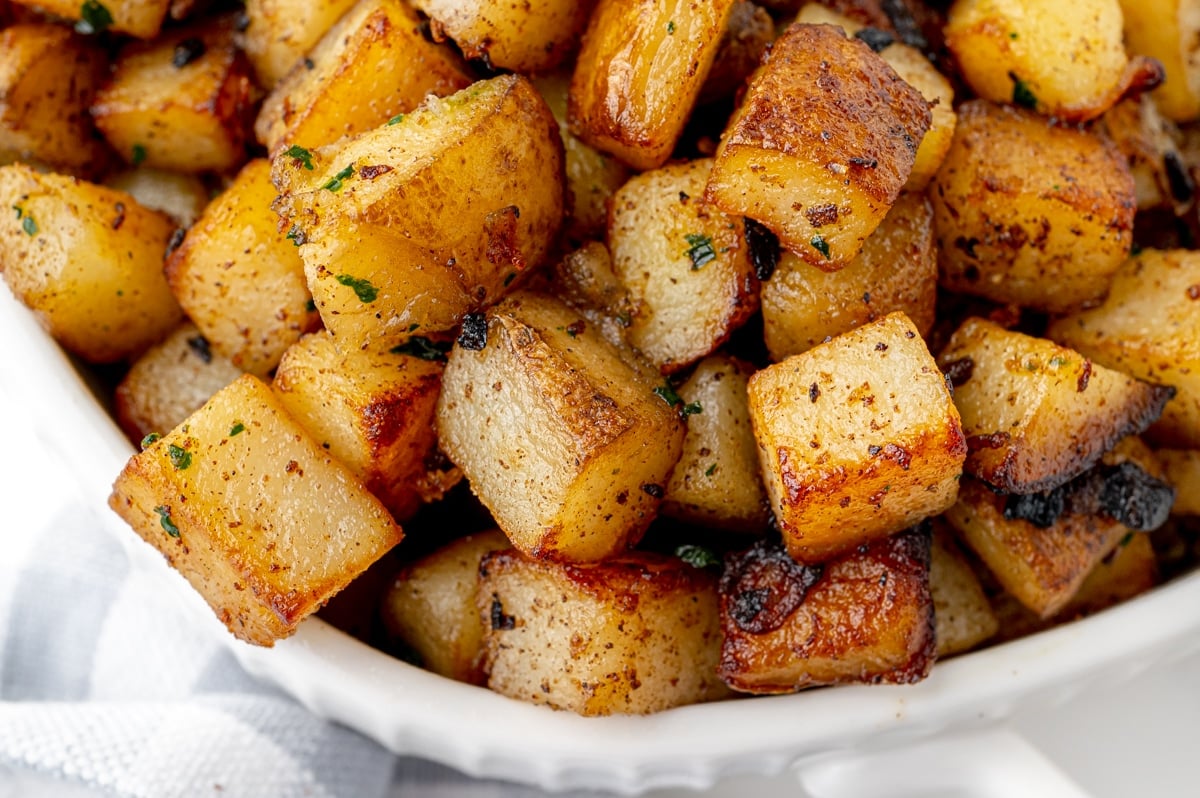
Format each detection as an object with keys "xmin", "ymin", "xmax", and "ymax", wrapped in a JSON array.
[
  {"xmin": 286, "ymin": 225, "xmax": 306, "ymax": 247},
  {"xmin": 676, "ymin": 544, "xmax": 721, "ymax": 569},
  {"xmin": 809, "ymin": 234, "xmax": 831, "ymax": 259},
  {"xmin": 284, "ymin": 145, "xmax": 314, "ymax": 170},
  {"xmin": 154, "ymin": 505, "xmax": 180, "ymax": 538},
  {"xmin": 684, "ymin": 232, "xmax": 716, "ymax": 269},
  {"xmin": 667, "ymin": 20, "xmax": 676, "ymax": 34},
  {"xmin": 390, "ymin": 336, "xmax": 452, "ymax": 362},
  {"xmin": 1009, "ymin": 72, "xmax": 1037, "ymax": 109},
  {"xmin": 131, "ymin": 143, "xmax": 147, "ymax": 166},
  {"xmin": 76, "ymin": 1, "xmax": 113, "ymax": 34},
  {"xmin": 167, "ymin": 444, "xmax": 192, "ymax": 470},
  {"xmin": 654, "ymin": 381, "xmax": 703, "ymax": 417},
  {"xmin": 334, "ymin": 273, "xmax": 378, "ymax": 303},
  {"xmin": 20, "ymin": 213, "xmax": 36, "ymax": 237},
  {"xmin": 229, "ymin": 422, "xmax": 246, "ymax": 436},
  {"xmin": 140, "ymin": 432, "xmax": 161, "ymax": 449},
  {"xmin": 705, "ymin": 463, "xmax": 717, "ymax": 477},
  {"xmin": 387, "ymin": 113, "xmax": 406, "ymax": 126},
  {"xmin": 304, "ymin": 298, "xmax": 316, "ymax": 313},
  {"xmin": 322, "ymin": 164, "xmax": 355, "ymax": 192}
]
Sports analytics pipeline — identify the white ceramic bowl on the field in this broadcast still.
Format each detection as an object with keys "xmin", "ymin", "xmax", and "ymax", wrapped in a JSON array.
[{"xmin": 5, "ymin": 285, "xmax": 1199, "ymax": 795}]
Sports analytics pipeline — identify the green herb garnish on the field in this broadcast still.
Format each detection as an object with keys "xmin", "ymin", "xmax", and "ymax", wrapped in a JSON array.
[
  {"xmin": 76, "ymin": 0, "xmax": 113, "ymax": 34},
  {"xmin": 167, "ymin": 444, "xmax": 191, "ymax": 470},
  {"xmin": 304, "ymin": 298, "xmax": 316, "ymax": 313},
  {"xmin": 390, "ymin": 336, "xmax": 452, "ymax": 362},
  {"xmin": 140, "ymin": 432, "xmax": 161, "ymax": 449},
  {"xmin": 1010, "ymin": 72, "xmax": 1037, "ymax": 109},
  {"xmin": 322, "ymin": 164, "xmax": 355, "ymax": 192},
  {"xmin": 229, "ymin": 422, "xmax": 245, "ymax": 436},
  {"xmin": 154, "ymin": 505, "xmax": 180, "ymax": 538},
  {"xmin": 286, "ymin": 225, "xmax": 305, "ymax": 247},
  {"xmin": 284, "ymin": 144, "xmax": 314, "ymax": 170},
  {"xmin": 20, "ymin": 213, "xmax": 36, "ymax": 237},
  {"xmin": 653, "ymin": 381, "xmax": 702, "ymax": 417},
  {"xmin": 131, "ymin": 143, "xmax": 147, "ymax": 166},
  {"xmin": 705, "ymin": 463, "xmax": 717, "ymax": 477},
  {"xmin": 667, "ymin": 20, "xmax": 676, "ymax": 34},
  {"xmin": 676, "ymin": 544, "xmax": 721, "ymax": 569},
  {"xmin": 334, "ymin": 273, "xmax": 378, "ymax": 303},
  {"xmin": 684, "ymin": 232, "xmax": 716, "ymax": 270},
  {"xmin": 809, "ymin": 234, "xmax": 831, "ymax": 259},
  {"xmin": 387, "ymin": 113, "xmax": 405, "ymax": 126}
]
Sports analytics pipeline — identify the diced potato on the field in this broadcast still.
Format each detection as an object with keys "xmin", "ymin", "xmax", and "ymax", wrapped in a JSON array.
[
  {"xmin": 273, "ymin": 75, "xmax": 564, "ymax": 352},
  {"xmin": 255, "ymin": 0, "xmax": 473, "ymax": 155},
  {"xmin": 718, "ymin": 530, "xmax": 935, "ymax": 694},
  {"xmin": 762, "ymin": 191, "xmax": 936, "ymax": 361},
  {"xmin": 17, "ymin": 0, "xmax": 172, "ymax": 38},
  {"xmin": 569, "ymin": 0, "xmax": 738, "ymax": 170},
  {"xmin": 931, "ymin": 100, "xmax": 1136, "ymax": 314},
  {"xmin": 698, "ymin": 1, "xmax": 774, "ymax": 105},
  {"xmin": 0, "ymin": 24, "xmax": 109, "ymax": 175},
  {"xmin": 383, "ymin": 530, "xmax": 510, "ymax": 684},
  {"xmin": 705, "ymin": 24, "xmax": 931, "ymax": 270},
  {"xmin": 748, "ymin": 312, "xmax": 966, "ymax": 564},
  {"xmin": 944, "ymin": 0, "xmax": 1139, "ymax": 122},
  {"xmin": 1158, "ymin": 448, "xmax": 1200, "ymax": 514},
  {"xmin": 1119, "ymin": 0, "xmax": 1200, "ymax": 122},
  {"xmin": 106, "ymin": 169, "xmax": 210, "ymax": 228},
  {"xmin": 607, "ymin": 159, "xmax": 760, "ymax": 373},
  {"xmin": 437, "ymin": 291, "xmax": 685, "ymax": 562},
  {"xmin": 273, "ymin": 330, "xmax": 457, "ymax": 520},
  {"xmin": 930, "ymin": 523, "xmax": 998, "ymax": 657},
  {"xmin": 0, "ymin": 164, "xmax": 182, "ymax": 363},
  {"xmin": 91, "ymin": 19, "xmax": 255, "ymax": 173},
  {"xmin": 1098, "ymin": 97, "xmax": 1193, "ymax": 213},
  {"xmin": 109, "ymin": 374, "xmax": 404, "ymax": 645},
  {"xmin": 1047, "ymin": 249, "xmax": 1200, "ymax": 447},
  {"xmin": 165, "ymin": 159, "xmax": 318, "ymax": 376},
  {"xmin": 790, "ymin": 1, "xmax": 892, "ymax": 30},
  {"xmin": 479, "ymin": 549, "xmax": 728, "ymax": 714},
  {"xmin": 115, "ymin": 322, "xmax": 243, "ymax": 444},
  {"xmin": 663, "ymin": 356, "xmax": 770, "ymax": 533},
  {"xmin": 239, "ymin": 0, "xmax": 359, "ymax": 89},
  {"xmin": 549, "ymin": 241, "xmax": 637, "ymax": 354},
  {"xmin": 411, "ymin": 0, "xmax": 595, "ymax": 73},
  {"xmin": 938, "ymin": 318, "xmax": 1175, "ymax": 494}
]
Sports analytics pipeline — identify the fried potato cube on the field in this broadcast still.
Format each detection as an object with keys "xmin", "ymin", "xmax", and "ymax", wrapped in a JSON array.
[
  {"xmin": 91, "ymin": 19, "xmax": 254, "ymax": 173},
  {"xmin": 0, "ymin": 24, "xmax": 109, "ymax": 175},
  {"xmin": 1047, "ymin": 249, "xmax": 1200, "ymax": 447},
  {"xmin": 109, "ymin": 374, "xmax": 403, "ymax": 646},
  {"xmin": 548, "ymin": 242, "xmax": 642, "ymax": 360},
  {"xmin": 1099, "ymin": 98, "xmax": 1193, "ymax": 214},
  {"xmin": 273, "ymin": 330, "xmax": 456, "ymax": 520},
  {"xmin": 255, "ymin": 0, "xmax": 473, "ymax": 155},
  {"xmin": 930, "ymin": 523, "xmax": 998, "ymax": 657},
  {"xmin": 663, "ymin": 356, "xmax": 770, "ymax": 533},
  {"xmin": 607, "ymin": 158, "xmax": 760, "ymax": 373},
  {"xmin": 411, "ymin": 0, "xmax": 595, "ymax": 73},
  {"xmin": 382, "ymin": 530, "xmax": 510, "ymax": 684},
  {"xmin": 273, "ymin": 75, "xmax": 564, "ymax": 352},
  {"xmin": 762, "ymin": 191, "xmax": 936, "ymax": 361},
  {"xmin": 479, "ymin": 549, "xmax": 728, "ymax": 714},
  {"xmin": 0, "ymin": 164, "xmax": 182, "ymax": 363},
  {"xmin": 1120, "ymin": 0, "xmax": 1200, "ymax": 122},
  {"xmin": 749, "ymin": 312, "xmax": 966, "ymax": 564},
  {"xmin": 945, "ymin": 0, "xmax": 1138, "ymax": 122},
  {"xmin": 437, "ymin": 292, "xmax": 685, "ymax": 562},
  {"xmin": 116, "ymin": 322, "xmax": 243, "ymax": 444},
  {"xmin": 106, "ymin": 168, "xmax": 210, "ymax": 228},
  {"xmin": 17, "ymin": 0, "xmax": 171, "ymax": 38},
  {"xmin": 705, "ymin": 24, "xmax": 931, "ymax": 270},
  {"xmin": 1158, "ymin": 449, "xmax": 1200, "ymax": 515},
  {"xmin": 239, "ymin": 0, "xmax": 359, "ymax": 89},
  {"xmin": 930, "ymin": 100, "xmax": 1136, "ymax": 314},
  {"xmin": 165, "ymin": 159, "xmax": 317, "ymax": 376},
  {"xmin": 569, "ymin": 0, "xmax": 737, "ymax": 170},
  {"xmin": 697, "ymin": 1, "xmax": 774, "ymax": 105},
  {"xmin": 718, "ymin": 531, "xmax": 935, "ymax": 694},
  {"xmin": 939, "ymin": 318, "xmax": 1175, "ymax": 494}
]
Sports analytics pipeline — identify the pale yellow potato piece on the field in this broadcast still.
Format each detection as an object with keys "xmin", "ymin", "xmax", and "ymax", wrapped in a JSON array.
[
  {"xmin": 1119, "ymin": 0, "xmax": 1200, "ymax": 122},
  {"xmin": 240, "ymin": 0, "xmax": 359, "ymax": 89},
  {"xmin": 749, "ymin": 312, "xmax": 966, "ymax": 564},
  {"xmin": 15, "ymin": 0, "xmax": 171, "ymax": 38},
  {"xmin": 109, "ymin": 374, "xmax": 404, "ymax": 645},
  {"xmin": 437, "ymin": 291, "xmax": 684, "ymax": 563},
  {"xmin": 930, "ymin": 523, "xmax": 998, "ymax": 657},
  {"xmin": 0, "ymin": 164, "xmax": 182, "ymax": 363},
  {"xmin": 106, "ymin": 169, "xmax": 210, "ymax": 228},
  {"xmin": 663, "ymin": 356, "xmax": 770, "ymax": 533},
  {"xmin": 607, "ymin": 159, "xmax": 760, "ymax": 373},
  {"xmin": 1158, "ymin": 448, "xmax": 1200, "ymax": 514},
  {"xmin": 1047, "ymin": 249, "xmax": 1200, "ymax": 447},
  {"xmin": 1098, "ymin": 97, "xmax": 1192, "ymax": 213},
  {"xmin": 479, "ymin": 549, "xmax": 729, "ymax": 715}
]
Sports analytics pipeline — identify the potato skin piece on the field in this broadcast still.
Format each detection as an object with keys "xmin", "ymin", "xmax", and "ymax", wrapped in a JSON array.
[
  {"xmin": 479, "ymin": 549, "xmax": 729, "ymax": 715},
  {"xmin": 705, "ymin": 24, "xmax": 931, "ymax": 270},
  {"xmin": 718, "ymin": 530, "xmax": 935, "ymax": 694}
]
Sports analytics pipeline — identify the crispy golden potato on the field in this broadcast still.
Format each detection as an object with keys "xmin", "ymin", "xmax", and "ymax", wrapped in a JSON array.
[
  {"xmin": 930, "ymin": 523, "xmax": 998, "ymax": 657},
  {"xmin": 1158, "ymin": 448, "xmax": 1200, "ymax": 515},
  {"xmin": 1047, "ymin": 249, "xmax": 1200, "ymax": 447},
  {"xmin": 1098, "ymin": 97, "xmax": 1193, "ymax": 213},
  {"xmin": 0, "ymin": 164, "xmax": 182, "ymax": 363},
  {"xmin": 0, "ymin": 24, "xmax": 109, "ymax": 175},
  {"xmin": 931, "ymin": 101, "xmax": 1136, "ymax": 314},
  {"xmin": 166, "ymin": 159, "xmax": 318, "ymax": 376},
  {"xmin": 272, "ymin": 75, "xmax": 564, "ymax": 353},
  {"xmin": 945, "ymin": 0, "xmax": 1146, "ymax": 122},
  {"xmin": 412, "ymin": 0, "xmax": 595, "ymax": 73},
  {"xmin": 762, "ymin": 191, "xmax": 936, "ymax": 361},
  {"xmin": 698, "ymin": 1, "xmax": 774, "ymax": 105},
  {"xmin": 105, "ymin": 169, "xmax": 210, "ymax": 228},
  {"xmin": 479, "ymin": 549, "xmax": 729, "ymax": 714},
  {"xmin": 92, "ymin": 19, "xmax": 254, "ymax": 173},
  {"xmin": 663, "ymin": 356, "xmax": 770, "ymax": 533},
  {"xmin": 273, "ymin": 330, "xmax": 458, "ymax": 520},
  {"xmin": 115, "ymin": 322, "xmax": 243, "ymax": 444},
  {"xmin": 705, "ymin": 23, "xmax": 931, "ymax": 270},
  {"xmin": 383, "ymin": 530, "xmax": 510, "ymax": 684},
  {"xmin": 17, "ymin": 0, "xmax": 172, "ymax": 38},
  {"xmin": 255, "ymin": 0, "xmax": 473, "ymax": 155},
  {"xmin": 1119, "ymin": 0, "xmax": 1200, "ymax": 122},
  {"xmin": 749, "ymin": 312, "xmax": 966, "ymax": 564},
  {"xmin": 607, "ymin": 158, "xmax": 760, "ymax": 373},
  {"xmin": 939, "ymin": 318, "xmax": 1175, "ymax": 494},
  {"xmin": 718, "ymin": 530, "xmax": 935, "ymax": 694},
  {"xmin": 548, "ymin": 241, "xmax": 638, "ymax": 356},
  {"xmin": 437, "ymin": 292, "xmax": 685, "ymax": 562},
  {"xmin": 109, "ymin": 374, "xmax": 404, "ymax": 646},
  {"xmin": 239, "ymin": 0, "xmax": 359, "ymax": 89},
  {"xmin": 569, "ymin": 0, "xmax": 737, "ymax": 170}
]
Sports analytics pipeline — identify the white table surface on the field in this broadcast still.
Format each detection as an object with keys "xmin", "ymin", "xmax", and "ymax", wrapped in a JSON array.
[{"xmin": 0, "ymin": 376, "xmax": 1196, "ymax": 798}]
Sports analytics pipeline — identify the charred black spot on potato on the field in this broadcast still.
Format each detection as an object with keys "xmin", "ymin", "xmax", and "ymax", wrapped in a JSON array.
[
  {"xmin": 720, "ymin": 539, "xmax": 823, "ymax": 634},
  {"xmin": 942, "ymin": 356, "xmax": 975, "ymax": 389},
  {"xmin": 744, "ymin": 217, "xmax": 779, "ymax": 281},
  {"xmin": 1004, "ymin": 486, "xmax": 1066, "ymax": 528},
  {"xmin": 490, "ymin": 594, "xmax": 515, "ymax": 630},
  {"xmin": 457, "ymin": 312, "xmax": 488, "ymax": 351}
]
